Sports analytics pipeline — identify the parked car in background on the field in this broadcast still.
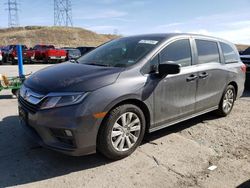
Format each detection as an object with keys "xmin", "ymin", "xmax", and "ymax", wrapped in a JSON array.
[
  {"xmin": 77, "ymin": 46, "xmax": 95, "ymax": 56},
  {"xmin": 240, "ymin": 47, "xmax": 250, "ymax": 84},
  {"xmin": 19, "ymin": 33, "xmax": 245, "ymax": 160},
  {"xmin": 0, "ymin": 49, "xmax": 2, "ymax": 64},
  {"xmin": 1, "ymin": 45, "xmax": 34, "ymax": 65},
  {"xmin": 28, "ymin": 45, "xmax": 67, "ymax": 63},
  {"xmin": 241, "ymin": 47, "xmax": 250, "ymax": 55},
  {"xmin": 61, "ymin": 48, "xmax": 81, "ymax": 61}
]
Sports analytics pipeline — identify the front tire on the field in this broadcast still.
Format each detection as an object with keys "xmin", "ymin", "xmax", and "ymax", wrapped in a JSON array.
[
  {"xmin": 97, "ymin": 104, "xmax": 146, "ymax": 160},
  {"xmin": 216, "ymin": 85, "xmax": 236, "ymax": 117},
  {"xmin": 11, "ymin": 89, "xmax": 19, "ymax": 97}
]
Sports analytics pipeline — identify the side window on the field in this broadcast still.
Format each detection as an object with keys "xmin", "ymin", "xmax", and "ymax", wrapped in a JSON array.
[
  {"xmin": 196, "ymin": 39, "xmax": 220, "ymax": 64},
  {"xmin": 160, "ymin": 39, "xmax": 192, "ymax": 67},
  {"xmin": 220, "ymin": 42, "xmax": 238, "ymax": 63}
]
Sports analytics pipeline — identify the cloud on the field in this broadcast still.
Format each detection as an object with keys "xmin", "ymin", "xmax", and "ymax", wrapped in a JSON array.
[
  {"xmin": 153, "ymin": 12, "xmax": 250, "ymax": 44},
  {"xmin": 101, "ymin": 0, "xmax": 117, "ymax": 3},
  {"xmin": 212, "ymin": 27, "xmax": 250, "ymax": 44},
  {"xmin": 86, "ymin": 25, "xmax": 117, "ymax": 33},
  {"xmin": 111, "ymin": 17, "xmax": 136, "ymax": 22},
  {"xmin": 75, "ymin": 10, "xmax": 127, "ymax": 20},
  {"xmin": 131, "ymin": 1, "xmax": 147, "ymax": 6}
]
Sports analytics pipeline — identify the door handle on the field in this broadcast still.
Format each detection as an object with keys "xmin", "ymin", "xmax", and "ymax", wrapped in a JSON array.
[
  {"xmin": 199, "ymin": 72, "xmax": 209, "ymax": 79},
  {"xmin": 186, "ymin": 74, "xmax": 198, "ymax": 82}
]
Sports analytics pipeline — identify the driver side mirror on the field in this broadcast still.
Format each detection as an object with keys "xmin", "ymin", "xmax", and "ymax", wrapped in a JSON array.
[{"xmin": 158, "ymin": 61, "xmax": 181, "ymax": 77}]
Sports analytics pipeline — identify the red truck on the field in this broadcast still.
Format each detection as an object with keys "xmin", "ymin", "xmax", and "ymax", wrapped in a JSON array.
[
  {"xmin": 1, "ymin": 45, "xmax": 35, "ymax": 65},
  {"xmin": 29, "ymin": 45, "xmax": 67, "ymax": 63}
]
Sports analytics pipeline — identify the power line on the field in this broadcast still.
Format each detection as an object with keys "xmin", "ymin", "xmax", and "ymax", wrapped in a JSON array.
[
  {"xmin": 6, "ymin": 0, "xmax": 19, "ymax": 27},
  {"xmin": 54, "ymin": 0, "xmax": 73, "ymax": 27}
]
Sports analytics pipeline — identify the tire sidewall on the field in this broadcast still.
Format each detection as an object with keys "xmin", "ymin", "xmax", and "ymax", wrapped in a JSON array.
[
  {"xmin": 100, "ymin": 104, "xmax": 146, "ymax": 159},
  {"xmin": 220, "ymin": 85, "xmax": 236, "ymax": 116}
]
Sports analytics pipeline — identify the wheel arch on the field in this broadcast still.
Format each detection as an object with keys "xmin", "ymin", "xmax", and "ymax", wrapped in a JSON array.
[
  {"xmin": 228, "ymin": 81, "xmax": 238, "ymax": 99},
  {"xmin": 97, "ymin": 98, "xmax": 152, "ymax": 140}
]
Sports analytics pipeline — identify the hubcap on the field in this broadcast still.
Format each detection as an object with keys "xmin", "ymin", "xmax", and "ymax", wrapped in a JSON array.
[
  {"xmin": 111, "ymin": 112, "xmax": 141, "ymax": 152},
  {"xmin": 223, "ymin": 89, "xmax": 234, "ymax": 113}
]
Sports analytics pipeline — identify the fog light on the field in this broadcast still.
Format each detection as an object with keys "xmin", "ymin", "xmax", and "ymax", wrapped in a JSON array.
[{"xmin": 65, "ymin": 130, "xmax": 73, "ymax": 137}]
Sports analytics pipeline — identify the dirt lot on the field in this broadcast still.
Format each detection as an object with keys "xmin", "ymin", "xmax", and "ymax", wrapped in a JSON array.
[{"xmin": 0, "ymin": 65, "xmax": 250, "ymax": 188}]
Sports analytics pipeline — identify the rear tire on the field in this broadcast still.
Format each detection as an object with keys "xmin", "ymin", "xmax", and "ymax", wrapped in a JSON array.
[
  {"xmin": 97, "ymin": 104, "xmax": 146, "ymax": 160},
  {"xmin": 216, "ymin": 85, "xmax": 236, "ymax": 117}
]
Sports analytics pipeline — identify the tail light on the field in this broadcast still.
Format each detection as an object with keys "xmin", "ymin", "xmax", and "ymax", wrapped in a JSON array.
[
  {"xmin": 12, "ymin": 50, "xmax": 17, "ymax": 57},
  {"xmin": 241, "ymin": 64, "xmax": 247, "ymax": 73}
]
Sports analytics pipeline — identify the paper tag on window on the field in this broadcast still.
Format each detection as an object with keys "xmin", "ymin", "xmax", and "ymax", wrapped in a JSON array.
[{"xmin": 139, "ymin": 40, "xmax": 158, "ymax": 45}]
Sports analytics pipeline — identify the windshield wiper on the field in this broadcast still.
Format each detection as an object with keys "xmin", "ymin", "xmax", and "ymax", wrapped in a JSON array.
[{"xmin": 85, "ymin": 63, "xmax": 111, "ymax": 67}]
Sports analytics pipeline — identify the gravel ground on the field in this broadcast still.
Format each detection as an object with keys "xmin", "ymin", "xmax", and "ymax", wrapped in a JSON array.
[{"xmin": 0, "ymin": 65, "xmax": 250, "ymax": 188}]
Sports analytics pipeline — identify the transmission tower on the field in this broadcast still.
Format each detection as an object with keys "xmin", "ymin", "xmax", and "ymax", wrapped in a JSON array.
[
  {"xmin": 54, "ymin": 0, "xmax": 73, "ymax": 27},
  {"xmin": 7, "ymin": 0, "xmax": 19, "ymax": 27}
]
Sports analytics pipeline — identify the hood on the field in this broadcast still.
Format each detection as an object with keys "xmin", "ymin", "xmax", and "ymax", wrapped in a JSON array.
[{"xmin": 24, "ymin": 62, "xmax": 123, "ymax": 94}]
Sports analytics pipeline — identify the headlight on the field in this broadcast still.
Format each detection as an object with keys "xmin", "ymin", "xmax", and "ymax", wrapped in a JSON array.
[{"xmin": 40, "ymin": 93, "xmax": 87, "ymax": 109}]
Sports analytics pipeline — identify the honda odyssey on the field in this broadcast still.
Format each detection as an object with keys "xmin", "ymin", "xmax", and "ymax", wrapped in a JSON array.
[{"xmin": 18, "ymin": 33, "xmax": 246, "ymax": 159}]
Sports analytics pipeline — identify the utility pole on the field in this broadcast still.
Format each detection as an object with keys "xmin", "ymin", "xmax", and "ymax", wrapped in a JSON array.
[
  {"xmin": 54, "ymin": 0, "xmax": 73, "ymax": 27},
  {"xmin": 7, "ymin": 0, "xmax": 19, "ymax": 27}
]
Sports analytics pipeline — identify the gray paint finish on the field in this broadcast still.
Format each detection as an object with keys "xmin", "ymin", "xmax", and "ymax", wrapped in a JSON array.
[{"xmin": 18, "ymin": 33, "xmax": 246, "ymax": 156}]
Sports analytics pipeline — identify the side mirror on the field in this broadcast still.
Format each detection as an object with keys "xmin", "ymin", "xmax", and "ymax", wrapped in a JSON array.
[{"xmin": 158, "ymin": 61, "xmax": 181, "ymax": 77}]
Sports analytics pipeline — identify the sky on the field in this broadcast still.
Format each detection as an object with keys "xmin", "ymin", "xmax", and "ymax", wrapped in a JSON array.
[{"xmin": 0, "ymin": 0, "xmax": 250, "ymax": 44}]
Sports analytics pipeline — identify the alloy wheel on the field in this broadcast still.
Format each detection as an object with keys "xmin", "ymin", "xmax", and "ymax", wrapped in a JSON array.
[
  {"xmin": 111, "ymin": 112, "xmax": 141, "ymax": 152},
  {"xmin": 223, "ymin": 89, "xmax": 234, "ymax": 113}
]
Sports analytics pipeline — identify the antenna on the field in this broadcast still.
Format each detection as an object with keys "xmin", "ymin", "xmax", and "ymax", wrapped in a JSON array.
[
  {"xmin": 7, "ymin": 0, "xmax": 19, "ymax": 27},
  {"xmin": 54, "ymin": 0, "xmax": 73, "ymax": 27}
]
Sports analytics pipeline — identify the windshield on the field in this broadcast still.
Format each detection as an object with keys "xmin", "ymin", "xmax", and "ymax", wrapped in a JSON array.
[
  {"xmin": 13, "ymin": 45, "xmax": 28, "ymax": 50},
  {"xmin": 77, "ymin": 36, "xmax": 164, "ymax": 67},
  {"xmin": 68, "ymin": 49, "xmax": 81, "ymax": 56}
]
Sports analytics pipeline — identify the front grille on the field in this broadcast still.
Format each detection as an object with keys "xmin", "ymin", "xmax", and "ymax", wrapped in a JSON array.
[{"xmin": 18, "ymin": 96, "xmax": 40, "ymax": 114}]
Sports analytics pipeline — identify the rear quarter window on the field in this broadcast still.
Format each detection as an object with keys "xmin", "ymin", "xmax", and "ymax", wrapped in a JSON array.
[
  {"xmin": 196, "ymin": 39, "xmax": 220, "ymax": 64},
  {"xmin": 220, "ymin": 42, "xmax": 239, "ymax": 63}
]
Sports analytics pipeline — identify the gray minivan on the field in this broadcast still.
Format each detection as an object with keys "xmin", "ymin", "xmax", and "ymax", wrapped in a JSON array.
[{"xmin": 18, "ymin": 33, "xmax": 246, "ymax": 159}]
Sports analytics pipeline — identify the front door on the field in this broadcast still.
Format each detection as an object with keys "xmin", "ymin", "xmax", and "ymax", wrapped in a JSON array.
[{"xmin": 152, "ymin": 39, "xmax": 198, "ymax": 128}]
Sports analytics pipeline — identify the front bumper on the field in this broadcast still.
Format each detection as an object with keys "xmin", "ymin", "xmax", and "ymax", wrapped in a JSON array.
[
  {"xmin": 14, "ymin": 56, "xmax": 31, "ymax": 62},
  {"xmin": 48, "ymin": 56, "xmax": 66, "ymax": 60},
  {"xmin": 18, "ymin": 96, "xmax": 101, "ymax": 156}
]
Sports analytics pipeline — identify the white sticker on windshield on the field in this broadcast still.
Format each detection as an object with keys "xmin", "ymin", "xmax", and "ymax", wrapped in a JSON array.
[{"xmin": 139, "ymin": 40, "xmax": 158, "ymax": 45}]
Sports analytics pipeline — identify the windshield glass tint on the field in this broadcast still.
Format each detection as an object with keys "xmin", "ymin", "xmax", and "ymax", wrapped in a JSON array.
[{"xmin": 78, "ymin": 36, "xmax": 164, "ymax": 67}]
